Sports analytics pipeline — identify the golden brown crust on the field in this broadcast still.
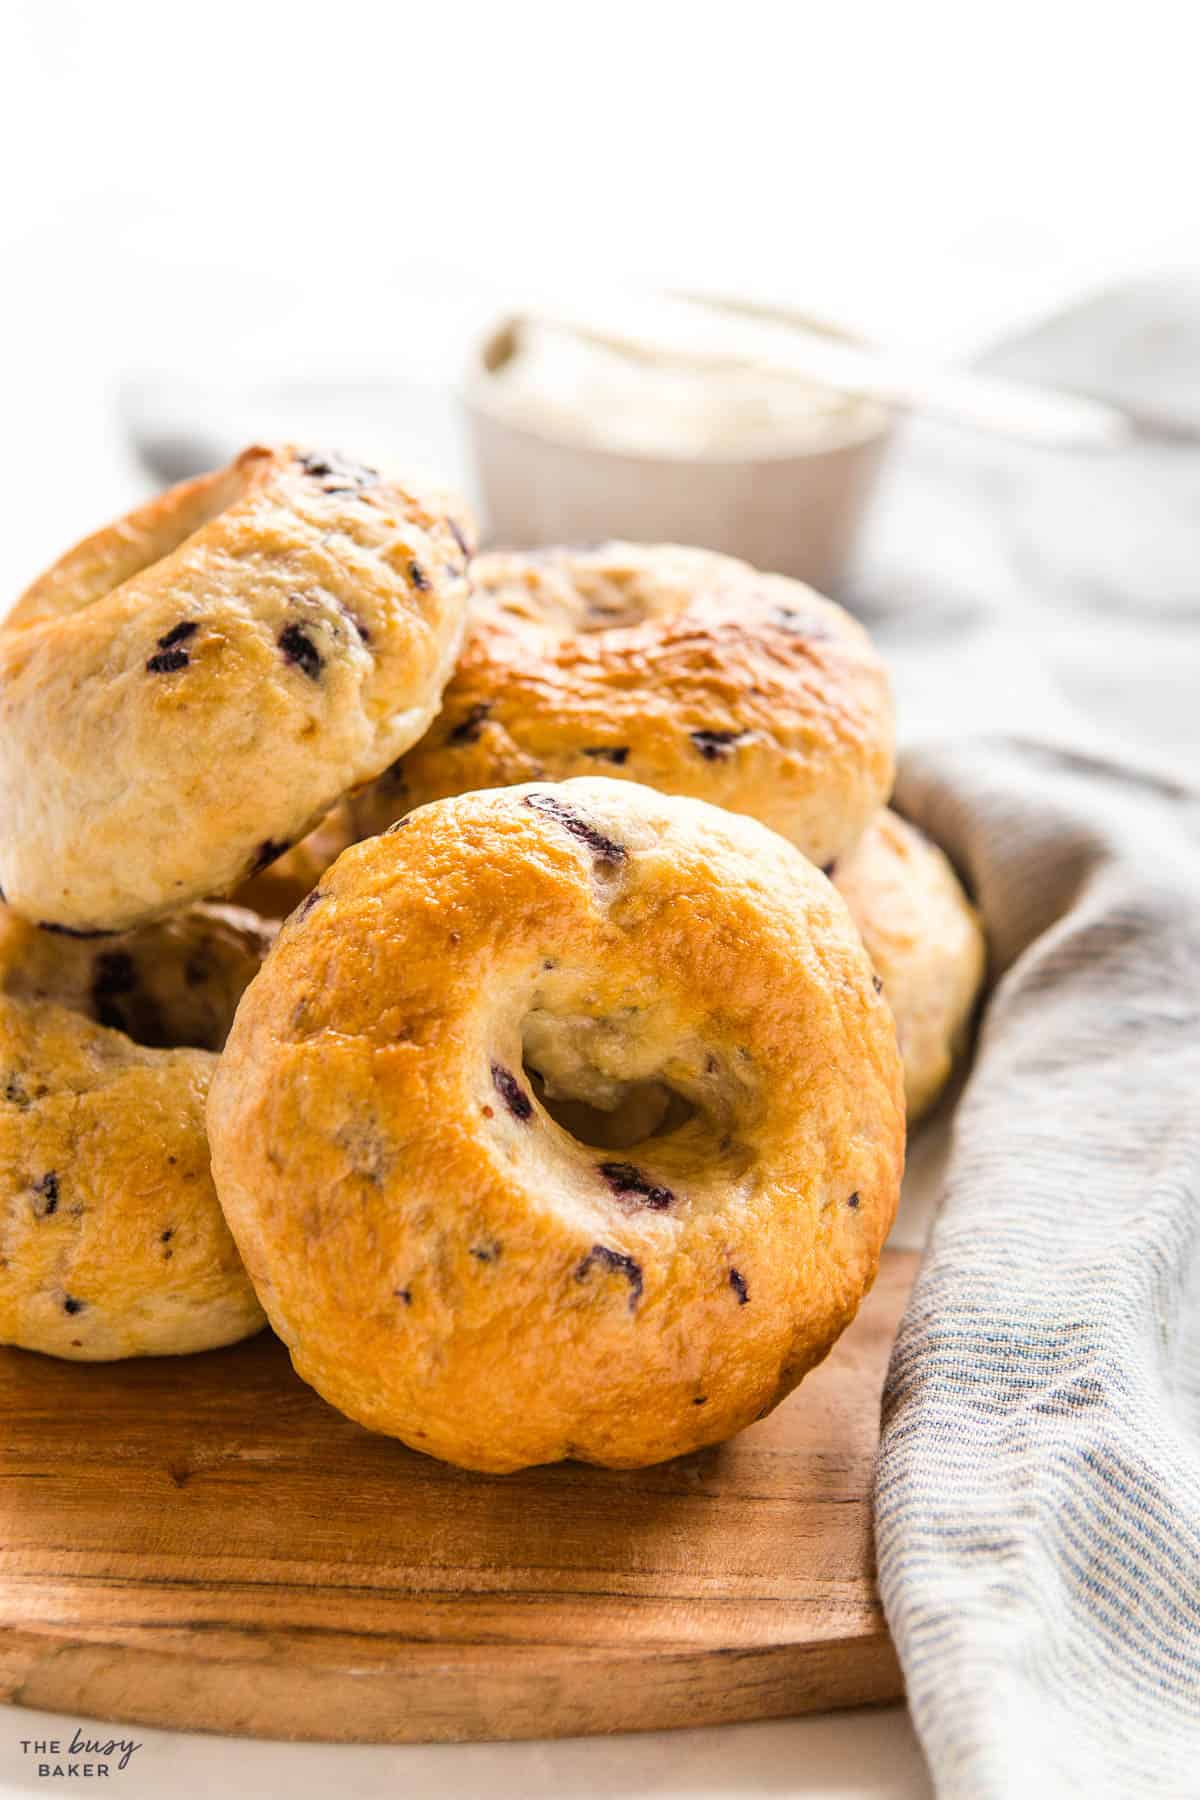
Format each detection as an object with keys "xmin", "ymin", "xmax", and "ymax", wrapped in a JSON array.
[
  {"xmin": 351, "ymin": 544, "xmax": 894, "ymax": 870},
  {"xmin": 0, "ymin": 899, "xmax": 274, "ymax": 1359},
  {"xmin": 0, "ymin": 445, "xmax": 474, "ymax": 931},
  {"xmin": 833, "ymin": 810, "xmax": 986, "ymax": 1123},
  {"xmin": 208, "ymin": 778, "xmax": 904, "ymax": 1472}
]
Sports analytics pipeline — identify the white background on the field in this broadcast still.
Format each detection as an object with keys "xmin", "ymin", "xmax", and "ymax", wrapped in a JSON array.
[
  {"xmin": 1, "ymin": 3, "xmax": 1197, "ymax": 1795},
  {"xmin": 3, "ymin": 0, "xmax": 1199, "ymax": 592}
]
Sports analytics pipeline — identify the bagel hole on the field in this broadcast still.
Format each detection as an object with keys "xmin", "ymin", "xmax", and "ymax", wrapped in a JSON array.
[
  {"xmin": 491, "ymin": 579, "xmax": 647, "ymax": 636},
  {"xmin": 525, "ymin": 1066, "xmax": 696, "ymax": 1151}
]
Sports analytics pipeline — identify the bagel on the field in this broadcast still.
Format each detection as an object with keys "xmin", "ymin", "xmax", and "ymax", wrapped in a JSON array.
[
  {"xmin": 0, "ymin": 902, "xmax": 272, "ymax": 1359},
  {"xmin": 351, "ymin": 543, "xmax": 894, "ymax": 870},
  {"xmin": 831, "ymin": 809, "xmax": 985, "ymax": 1123},
  {"xmin": 0, "ymin": 445, "xmax": 474, "ymax": 932},
  {"xmin": 208, "ymin": 778, "xmax": 905, "ymax": 1472}
]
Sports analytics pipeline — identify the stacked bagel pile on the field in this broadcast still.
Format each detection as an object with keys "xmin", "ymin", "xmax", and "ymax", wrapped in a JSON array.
[{"xmin": 0, "ymin": 445, "xmax": 982, "ymax": 1472}]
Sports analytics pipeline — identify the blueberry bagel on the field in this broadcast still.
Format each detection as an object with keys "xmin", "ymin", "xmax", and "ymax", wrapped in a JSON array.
[
  {"xmin": 0, "ymin": 902, "xmax": 273, "ymax": 1359},
  {"xmin": 832, "ymin": 810, "xmax": 985, "ymax": 1123},
  {"xmin": 0, "ymin": 445, "xmax": 474, "ymax": 931},
  {"xmin": 351, "ymin": 543, "xmax": 894, "ymax": 870},
  {"xmin": 208, "ymin": 778, "xmax": 904, "ymax": 1472}
]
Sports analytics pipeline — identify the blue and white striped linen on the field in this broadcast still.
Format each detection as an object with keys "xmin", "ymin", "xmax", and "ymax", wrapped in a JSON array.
[
  {"xmin": 880, "ymin": 740, "xmax": 1200, "ymax": 1796},
  {"xmin": 855, "ymin": 281, "xmax": 1200, "ymax": 1796}
]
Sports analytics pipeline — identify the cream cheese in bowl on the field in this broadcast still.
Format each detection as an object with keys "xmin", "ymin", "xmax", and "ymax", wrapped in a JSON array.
[
  {"xmin": 486, "ymin": 317, "xmax": 880, "ymax": 459},
  {"xmin": 464, "ymin": 299, "xmax": 894, "ymax": 590}
]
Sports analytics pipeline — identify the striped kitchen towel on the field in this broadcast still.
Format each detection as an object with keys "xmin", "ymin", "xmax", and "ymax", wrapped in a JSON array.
[{"xmin": 855, "ymin": 280, "xmax": 1200, "ymax": 1795}]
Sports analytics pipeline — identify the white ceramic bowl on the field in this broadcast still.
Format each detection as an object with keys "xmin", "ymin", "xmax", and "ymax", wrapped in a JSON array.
[{"xmin": 462, "ymin": 300, "xmax": 894, "ymax": 591}]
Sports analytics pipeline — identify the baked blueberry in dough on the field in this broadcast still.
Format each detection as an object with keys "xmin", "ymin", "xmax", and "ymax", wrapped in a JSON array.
[
  {"xmin": 231, "ymin": 804, "xmax": 356, "ymax": 920},
  {"xmin": 0, "ymin": 444, "xmax": 474, "ymax": 931},
  {"xmin": 351, "ymin": 542, "xmax": 894, "ymax": 872},
  {"xmin": 208, "ymin": 778, "xmax": 904, "ymax": 1472}
]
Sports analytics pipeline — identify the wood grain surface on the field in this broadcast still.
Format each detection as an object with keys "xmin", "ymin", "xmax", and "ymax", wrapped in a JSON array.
[{"xmin": 0, "ymin": 1250, "xmax": 915, "ymax": 1744}]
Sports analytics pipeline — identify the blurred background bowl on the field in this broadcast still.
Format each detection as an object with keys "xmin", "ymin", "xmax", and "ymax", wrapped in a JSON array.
[{"xmin": 463, "ymin": 299, "xmax": 894, "ymax": 592}]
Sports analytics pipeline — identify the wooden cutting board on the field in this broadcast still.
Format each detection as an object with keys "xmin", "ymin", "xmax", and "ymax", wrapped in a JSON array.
[{"xmin": 0, "ymin": 1250, "xmax": 915, "ymax": 1744}]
